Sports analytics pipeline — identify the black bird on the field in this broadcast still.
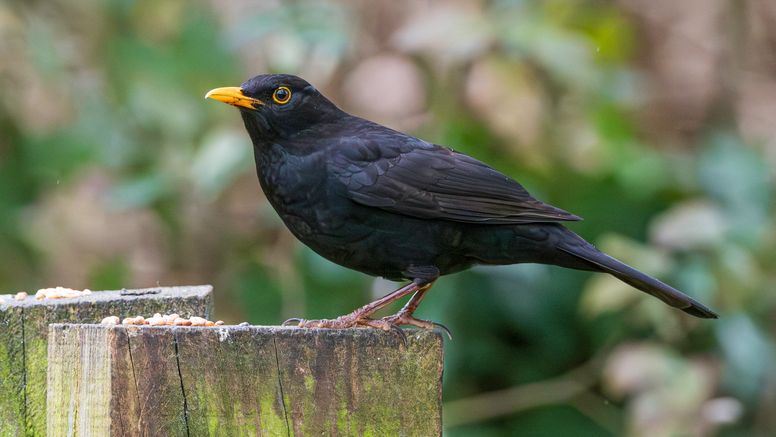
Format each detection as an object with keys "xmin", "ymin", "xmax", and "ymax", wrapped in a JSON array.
[{"xmin": 206, "ymin": 74, "xmax": 718, "ymax": 330}]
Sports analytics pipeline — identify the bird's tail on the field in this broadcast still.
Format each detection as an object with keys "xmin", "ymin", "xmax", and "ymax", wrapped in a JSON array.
[{"xmin": 555, "ymin": 231, "xmax": 718, "ymax": 319}]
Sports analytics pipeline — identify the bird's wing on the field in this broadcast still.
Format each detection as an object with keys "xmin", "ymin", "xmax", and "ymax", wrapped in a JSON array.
[{"xmin": 331, "ymin": 137, "xmax": 581, "ymax": 225}]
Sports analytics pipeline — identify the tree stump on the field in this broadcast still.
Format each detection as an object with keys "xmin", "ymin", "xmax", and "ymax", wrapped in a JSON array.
[
  {"xmin": 47, "ymin": 325, "xmax": 443, "ymax": 436},
  {"xmin": 0, "ymin": 285, "xmax": 213, "ymax": 436}
]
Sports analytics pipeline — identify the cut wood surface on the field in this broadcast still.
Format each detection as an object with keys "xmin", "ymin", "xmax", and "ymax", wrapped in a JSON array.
[
  {"xmin": 48, "ymin": 324, "xmax": 444, "ymax": 436},
  {"xmin": 0, "ymin": 285, "xmax": 213, "ymax": 436}
]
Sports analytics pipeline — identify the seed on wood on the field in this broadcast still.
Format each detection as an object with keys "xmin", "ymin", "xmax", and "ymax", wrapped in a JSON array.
[
  {"xmin": 100, "ymin": 316, "xmax": 120, "ymax": 325},
  {"xmin": 190, "ymin": 316, "xmax": 207, "ymax": 326},
  {"xmin": 105, "ymin": 313, "xmax": 220, "ymax": 327},
  {"xmin": 35, "ymin": 287, "xmax": 92, "ymax": 300},
  {"xmin": 148, "ymin": 316, "xmax": 166, "ymax": 326}
]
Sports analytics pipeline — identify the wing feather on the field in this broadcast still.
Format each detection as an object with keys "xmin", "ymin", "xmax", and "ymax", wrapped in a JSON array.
[{"xmin": 333, "ymin": 137, "xmax": 580, "ymax": 225}]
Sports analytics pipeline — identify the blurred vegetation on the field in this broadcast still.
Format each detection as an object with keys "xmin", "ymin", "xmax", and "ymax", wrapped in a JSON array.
[{"xmin": 2, "ymin": 0, "xmax": 775, "ymax": 435}]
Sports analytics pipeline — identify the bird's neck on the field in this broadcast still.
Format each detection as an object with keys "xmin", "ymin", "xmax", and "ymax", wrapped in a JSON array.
[
  {"xmin": 240, "ymin": 111, "xmax": 275, "ymax": 147},
  {"xmin": 240, "ymin": 109, "xmax": 345, "ymax": 147}
]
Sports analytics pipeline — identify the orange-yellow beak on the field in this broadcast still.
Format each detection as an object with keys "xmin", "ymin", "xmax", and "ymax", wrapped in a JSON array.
[{"xmin": 205, "ymin": 86, "xmax": 264, "ymax": 110}]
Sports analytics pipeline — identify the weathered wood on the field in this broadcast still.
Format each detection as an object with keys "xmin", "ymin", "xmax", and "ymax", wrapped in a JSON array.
[
  {"xmin": 47, "ymin": 325, "xmax": 444, "ymax": 436},
  {"xmin": 0, "ymin": 285, "xmax": 213, "ymax": 436}
]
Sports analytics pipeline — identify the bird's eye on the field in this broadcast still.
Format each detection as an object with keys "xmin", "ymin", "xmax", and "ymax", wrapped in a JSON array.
[{"xmin": 272, "ymin": 86, "xmax": 292, "ymax": 105}]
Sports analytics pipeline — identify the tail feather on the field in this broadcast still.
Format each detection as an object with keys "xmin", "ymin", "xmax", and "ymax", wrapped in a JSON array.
[{"xmin": 557, "ymin": 240, "xmax": 718, "ymax": 319}]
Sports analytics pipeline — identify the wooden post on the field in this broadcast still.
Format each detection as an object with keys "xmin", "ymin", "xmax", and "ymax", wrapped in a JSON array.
[
  {"xmin": 47, "ymin": 325, "xmax": 444, "ymax": 436},
  {"xmin": 0, "ymin": 285, "xmax": 213, "ymax": 436}
]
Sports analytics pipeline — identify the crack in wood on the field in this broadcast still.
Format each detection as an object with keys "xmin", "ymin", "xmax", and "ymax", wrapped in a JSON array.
[
  {"xmin": 125, "ymin": 333, "xmax": 142, "ymax": 432},
  {"xmin": 172, "ymin": 332, "xmax": 191, "ymax": 437},
  {"xmin": 272, "ymin": 336, "xmax": 291, "ymax": 437},
  {"xmin": 20, "ymin": 306, "xmax": 28, "ymax": 433}
]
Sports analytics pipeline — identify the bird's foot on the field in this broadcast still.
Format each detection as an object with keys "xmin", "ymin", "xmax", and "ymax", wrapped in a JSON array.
[
  {"xmin": 379, "ymin": 312, "xmax": 453, "ymax": 340},
  {"xmin": 282, "ymin": 314, "xmax": 450, "ymax": 342},
  {"xmin": 282, "ymin": 312, "xmax": 449, "ymax": 337},
  {"xmin": 282, "ymin": 313, "xmax": 409, "ymax": 344},
  {"xmin": 282, "ymin": 311, "xmax": 383, "ymax": 330}
]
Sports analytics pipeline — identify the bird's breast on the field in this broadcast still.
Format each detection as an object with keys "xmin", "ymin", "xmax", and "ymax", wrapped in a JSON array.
[{"xmin": 255, "ymin": 146, "xmax": 353, "ymax": 239}]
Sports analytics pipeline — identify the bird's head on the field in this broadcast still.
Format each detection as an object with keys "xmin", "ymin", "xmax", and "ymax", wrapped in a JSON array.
[{"xmin": 206, "ymin": 74, "xmax": 343, "ymax": 142}]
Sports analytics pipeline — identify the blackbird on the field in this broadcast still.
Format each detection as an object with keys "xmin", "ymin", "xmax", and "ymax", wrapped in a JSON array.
[{"xmin": 206, "ymin": 73, "xmax": 718, "ymax": 330}]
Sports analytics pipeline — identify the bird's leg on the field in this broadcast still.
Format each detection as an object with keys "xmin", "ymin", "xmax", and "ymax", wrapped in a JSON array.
[
  {"xmin": 284, "ymin": 280, "xmax": 423, "ymax": 329},
  {"xmin": 381, "ymin": 283, "xmax": 433, "ymax": 326},
  {"xmin": 375, "ymin": 282, "xmax": 452, "ymax": 338}
]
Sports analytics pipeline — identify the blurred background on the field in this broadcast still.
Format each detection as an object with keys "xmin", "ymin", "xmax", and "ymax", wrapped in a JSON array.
[{"xmin": 1, "ymin": 0, "xmax": 775, "ymax": 435}]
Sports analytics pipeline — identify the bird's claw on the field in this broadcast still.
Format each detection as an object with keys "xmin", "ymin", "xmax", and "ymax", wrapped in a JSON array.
[
  {"xmin": 281, "ymin": 318, "xmax": 303, "ymax": 327},
  {"xmin": 281, "ymin": 312, "xmax": 450, "ymax": 343},
  {"xmin": 431, "ymin": 321, "xmax": 453, "ymax": 340},
  {"xmin": 392, "ymin": 324, "xmax": 409, "ymax": 347}
]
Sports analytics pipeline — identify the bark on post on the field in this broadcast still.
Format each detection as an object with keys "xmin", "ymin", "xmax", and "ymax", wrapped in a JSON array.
[
  {"xmin": 47, "ymin": 325, "xmax": 444, "ymax": 436},
  {"xmin": 0, "ymin": 285, "xmax": 213, "ymax": 436}
]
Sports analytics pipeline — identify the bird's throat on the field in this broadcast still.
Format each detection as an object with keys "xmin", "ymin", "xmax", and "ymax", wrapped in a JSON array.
[{"xmin": 240, "ymin": 110, "xmax": 276, "ymax": 148}]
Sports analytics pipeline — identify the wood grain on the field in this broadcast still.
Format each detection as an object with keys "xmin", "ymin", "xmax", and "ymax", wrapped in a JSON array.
[
  {"xmin": 47, "ymin": 325, "xmax": 443, "ymax": 436},
  {"xmin": 0, "ymin": 285, "xmax": 213, "ymax": 436}
]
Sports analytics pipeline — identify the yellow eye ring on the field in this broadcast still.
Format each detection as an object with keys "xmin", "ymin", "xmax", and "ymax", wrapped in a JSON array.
[{"xmin": 272, "ymin": 86, "xmax": 292, "ymax": 104}]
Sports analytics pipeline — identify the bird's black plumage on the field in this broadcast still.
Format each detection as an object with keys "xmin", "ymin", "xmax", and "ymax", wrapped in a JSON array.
[{"xmin": 206, "ymin": 73, "xmax": 718, "ymax": 324}]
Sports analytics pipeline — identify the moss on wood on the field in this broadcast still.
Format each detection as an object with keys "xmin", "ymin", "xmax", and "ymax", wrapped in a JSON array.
[
  {"xmin": 47, "ymin": 325, "xmax": 443, "ymax": 436},
  {"xmin": 0, "ymin": 285, "xmax": 213, "ymax": 436}
]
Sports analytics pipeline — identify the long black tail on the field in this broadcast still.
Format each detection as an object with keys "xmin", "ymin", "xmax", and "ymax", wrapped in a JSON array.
[{"xmin": 554, "ymin": 229, "xmax": 718, "ymax": 319}]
